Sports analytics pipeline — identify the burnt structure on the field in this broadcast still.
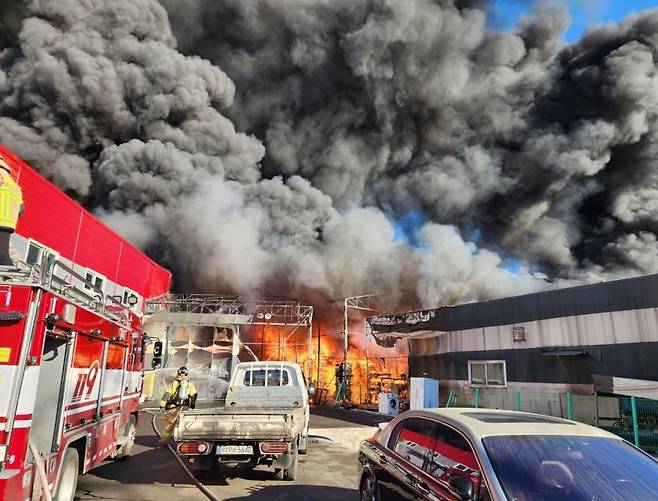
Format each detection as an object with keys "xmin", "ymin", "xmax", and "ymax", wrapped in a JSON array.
[{"xmin": 368, "ymin": 274, "xmax": 658, "ymax": 399}]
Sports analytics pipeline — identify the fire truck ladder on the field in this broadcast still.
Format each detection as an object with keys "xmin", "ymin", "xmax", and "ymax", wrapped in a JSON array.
[{"xmin": 0, "ymin": 254, "xmax": 133, "ymax": 327}]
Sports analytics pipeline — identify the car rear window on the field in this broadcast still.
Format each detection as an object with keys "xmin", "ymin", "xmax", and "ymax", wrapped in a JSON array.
[
  {"xmin": 483, "ymin": 435, "xmax": 658, "ymax": 500},
  {"xmin": 243, "ymin": 368, "xmax": 290, "ymax": 386}
]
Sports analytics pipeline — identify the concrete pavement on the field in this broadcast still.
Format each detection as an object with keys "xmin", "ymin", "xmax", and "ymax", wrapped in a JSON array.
[
  {"xmin": 75, "ymin": 411, "xmax": 361, "ymax": 501},
  {"xmin": 310, "ymin": 405, "xmax": 395, "ymax": 428}
]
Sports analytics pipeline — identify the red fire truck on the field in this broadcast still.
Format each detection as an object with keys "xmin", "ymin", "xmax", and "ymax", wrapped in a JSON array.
[{"xmin": 0, "ymin": 146, "xmax": 171, "ymax": 500}]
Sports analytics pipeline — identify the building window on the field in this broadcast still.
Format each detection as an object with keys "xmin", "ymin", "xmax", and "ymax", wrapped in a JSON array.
[
  {"xmin": 84, "ymin": 270, "xmax": 105, "ymax": 294},
  {"xmin": 468, "ymin": 360, "xmax": 507, "ymax": 387}
]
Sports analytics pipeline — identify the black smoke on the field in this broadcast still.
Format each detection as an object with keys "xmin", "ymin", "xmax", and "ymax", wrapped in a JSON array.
[{"xmin": 1, "ymin": 0, "xmax": 657, "ymax": 309}]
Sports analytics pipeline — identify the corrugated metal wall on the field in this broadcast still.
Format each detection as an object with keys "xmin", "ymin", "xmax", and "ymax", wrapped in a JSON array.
[{"xmin": 409, "ymin": 307, "xmax": 658, "ymax": 356}]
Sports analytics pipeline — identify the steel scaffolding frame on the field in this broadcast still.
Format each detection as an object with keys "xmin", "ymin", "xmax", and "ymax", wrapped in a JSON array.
[
  {"xmin": 146, "ymin": 294, "xmax": 312, "ymax": 325},
  {"xmin": 145, "ymin": 294, "xmax": 314, "ymax": 375}
]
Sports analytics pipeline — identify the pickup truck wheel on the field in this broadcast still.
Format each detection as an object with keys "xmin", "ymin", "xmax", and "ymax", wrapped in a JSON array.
[{"xmin": 284, "ymin": 440, "xmax": 298, "ymax": 481}]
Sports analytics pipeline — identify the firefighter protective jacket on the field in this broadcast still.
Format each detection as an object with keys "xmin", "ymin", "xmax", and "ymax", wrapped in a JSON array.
[
  {"xmin": 0, "ymin": 170, "xmax": 22, "ymax": 230},
  {"xmin": 160, "ymin": 376, "xmax": 198, "ymax": 410}
]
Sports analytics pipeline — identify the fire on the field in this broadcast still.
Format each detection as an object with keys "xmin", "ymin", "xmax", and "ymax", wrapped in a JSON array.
[{"xmin": 242, "ymin": 320, "xmax": 408, "ymax": 405}]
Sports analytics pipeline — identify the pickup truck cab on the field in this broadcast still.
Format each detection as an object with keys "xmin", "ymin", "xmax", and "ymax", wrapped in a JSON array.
[{"xmin": 173, "ymin": 361, "xmax": 310, "ymax": 480}]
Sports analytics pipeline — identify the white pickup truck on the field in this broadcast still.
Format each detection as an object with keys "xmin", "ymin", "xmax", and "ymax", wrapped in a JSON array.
[{"xmin": 173, "ymin": 361, "xmax": 311, "ymax": 480}]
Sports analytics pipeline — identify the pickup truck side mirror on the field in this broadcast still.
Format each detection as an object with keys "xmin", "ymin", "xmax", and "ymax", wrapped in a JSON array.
[
  {"xmin": 307, "ymin": 382, "xmax": 317, "ymax": 397},
  {"xmin": 152, "ymin": 340, "xmax": 163, "ymax": 369}
]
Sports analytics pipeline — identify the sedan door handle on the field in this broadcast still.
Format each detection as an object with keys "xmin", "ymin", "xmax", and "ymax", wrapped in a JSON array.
[{"xmin": 415, "ymin": 481, "xmax": 431, "ymax": 495}]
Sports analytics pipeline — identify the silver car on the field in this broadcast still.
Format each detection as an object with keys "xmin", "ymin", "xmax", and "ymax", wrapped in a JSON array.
[{"xmin": 358, "ymin": 408, "xmax": 658, "ymax": 500}]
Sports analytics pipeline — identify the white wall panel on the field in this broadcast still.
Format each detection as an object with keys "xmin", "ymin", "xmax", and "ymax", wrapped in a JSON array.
[
  {"xmin": 411, "ymin": 307, "xmax": 658, "ymax": 355},
  {"xmin": 609, "ymin": 310, "xmax": 641, "ymax": 344},
  {"xmin": 637, "ymin": 308, "xmax": 658, "ymax": 343}
]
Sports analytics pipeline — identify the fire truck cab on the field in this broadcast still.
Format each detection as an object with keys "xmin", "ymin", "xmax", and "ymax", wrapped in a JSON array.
[{"xmin": 0, "ymin": 146, "xmax": 171, "ymax": 501}]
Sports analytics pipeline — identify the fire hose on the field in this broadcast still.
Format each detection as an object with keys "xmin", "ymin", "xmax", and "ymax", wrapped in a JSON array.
[
  {"xmin": 28, "ymin": 441, "xmax": 53, "ymax": 501},
  {"xmin": 142, "ymin": 408, "xmax": 219, "ymax": 501}
]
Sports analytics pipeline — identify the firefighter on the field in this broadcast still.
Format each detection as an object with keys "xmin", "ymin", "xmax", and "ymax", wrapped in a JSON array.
[
  {"xmin": 0, "ymin": 154, "xmax": 23, "ymax": 267},
  {"xmin": 159, "ymin": 366, "xmax": 197, "ymax": 445}
]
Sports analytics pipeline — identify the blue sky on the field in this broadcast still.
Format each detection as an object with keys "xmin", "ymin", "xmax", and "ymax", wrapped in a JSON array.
[{"xmin": 491, "ymin": 0, "xmax": 658, "ymax": 41}]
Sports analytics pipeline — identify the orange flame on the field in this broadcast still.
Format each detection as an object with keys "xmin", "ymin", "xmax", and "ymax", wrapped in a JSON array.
[{"xmin": 243, "ymin": 322, "xmax": 408, "ymax": 405}]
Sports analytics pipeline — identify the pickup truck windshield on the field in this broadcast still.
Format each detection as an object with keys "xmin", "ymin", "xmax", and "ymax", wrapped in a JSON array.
[
  {"xmin": 243, "ymin": 368, "xmax": 290, "ymax": 387},
  {"xmin": 483, "ymin": 435, "xmax": 658, "ymax": 501}
]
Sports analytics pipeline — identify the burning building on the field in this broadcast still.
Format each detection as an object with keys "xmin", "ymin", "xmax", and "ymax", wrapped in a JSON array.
[
  {"xmin": 142, "ymin": 295, "xmax": 407, "ymax": 404},
  {"xmin": 142, "ymin": 295, "xmax": 313, "ymax": 399},
  {"xmin": 305, "ymin": 307, "xmax": 408, "ymax": 406}
]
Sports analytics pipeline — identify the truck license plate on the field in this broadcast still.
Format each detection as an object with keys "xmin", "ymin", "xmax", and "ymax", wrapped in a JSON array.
[{"xmin": 218, "ymin": 445, "xmax": 253, "ymax": 455}]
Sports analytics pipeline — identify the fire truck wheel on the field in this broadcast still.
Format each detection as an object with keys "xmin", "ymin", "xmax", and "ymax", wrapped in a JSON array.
[
  {"xmin": 115, "ymin": 417, "xmax": 136, "ymax": 460},
  {"xmin": 54, "ymin": 448, "xmax": 79, "ymax": 501}
]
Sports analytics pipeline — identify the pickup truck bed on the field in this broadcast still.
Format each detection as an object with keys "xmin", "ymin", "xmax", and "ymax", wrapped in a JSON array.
[{"xmin": 175, "ymin": 407, "xmax": 300, "ymax": 441}]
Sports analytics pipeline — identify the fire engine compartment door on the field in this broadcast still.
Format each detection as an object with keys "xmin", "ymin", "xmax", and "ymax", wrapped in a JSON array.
[{"xmin": 30, "ymin": 333, "xmax": 70, "ymax": 455}]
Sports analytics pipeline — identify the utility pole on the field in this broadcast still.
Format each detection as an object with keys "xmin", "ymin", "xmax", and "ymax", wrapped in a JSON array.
[
  {"xmin": 316, "ymin": 323, "xmax": 321, "ymax": 387},
  {"xmin": 343, "ymin": 298, "xmax": 349, "ymax": 369},
  {"xmin": 340, "ymin": 294, "xmax": 379, "ymax": 404}
]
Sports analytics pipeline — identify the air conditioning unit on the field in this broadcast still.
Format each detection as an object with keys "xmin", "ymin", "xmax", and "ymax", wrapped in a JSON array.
[{"xmin": 378, "ymin": 392, "xmax": 400, "ymax": 416}]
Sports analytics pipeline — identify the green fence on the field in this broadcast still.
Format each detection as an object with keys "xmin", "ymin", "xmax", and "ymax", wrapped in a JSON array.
[
  {"xmin": 443, "ymin": 387, "xmax": 658, "ymax": 452},
  {"xmin": 597, "ymin": 396, "xmax": 658, "ymax": 452}
]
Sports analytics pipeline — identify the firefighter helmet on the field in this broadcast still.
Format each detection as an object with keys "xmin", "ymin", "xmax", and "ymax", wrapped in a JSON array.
[{"xmin": 177, "ymin": 366, "xmax": 189, "ymax": 376}]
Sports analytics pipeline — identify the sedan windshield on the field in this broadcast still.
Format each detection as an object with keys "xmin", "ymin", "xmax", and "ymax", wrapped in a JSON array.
[{"xmin": 483, "ymin": 435, "xmax": 658, "ymax": 501}]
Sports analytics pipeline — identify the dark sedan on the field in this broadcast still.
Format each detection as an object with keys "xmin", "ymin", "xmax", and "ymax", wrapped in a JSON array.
[{"xmin": 358, "ymin": 408, "xmax": 658, "ymax": 501}]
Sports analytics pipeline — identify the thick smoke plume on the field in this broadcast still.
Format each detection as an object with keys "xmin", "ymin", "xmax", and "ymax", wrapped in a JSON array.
[{"xmin": 1, "ymin": 0, "xmax": 658, "ymax": 310}]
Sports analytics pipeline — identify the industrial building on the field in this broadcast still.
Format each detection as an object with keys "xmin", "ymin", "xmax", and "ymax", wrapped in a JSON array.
[{"xmin": 368, "ymin": 274, "xmax": 658, "ymax": 402}]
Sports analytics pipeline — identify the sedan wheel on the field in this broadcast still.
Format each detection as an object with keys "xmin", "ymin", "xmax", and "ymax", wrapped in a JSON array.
[{"xmin": 361, "ymin": 473, "xmax": 378, "ymax": 501}]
